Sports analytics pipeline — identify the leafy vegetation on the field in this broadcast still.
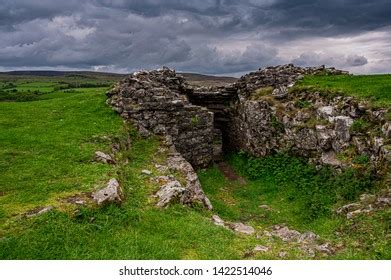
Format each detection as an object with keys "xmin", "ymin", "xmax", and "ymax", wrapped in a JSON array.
[
  {"xmin": 352, "ymin": 154, "xmax": 370, "ymax": 165},
  {"xmin": 295, "ymin": 99, "xmax": 312, "ymax": 109},
  {"xmin": 350, "ymin": 119, "xmax": 371, "ymax": 133},
  {"xmin": 199, "ymin": 153, "xmax": 390, "ymax": 259},
  {"xmin": 228, "ymin": 153, "xmax": 374, "ymax": 219}
]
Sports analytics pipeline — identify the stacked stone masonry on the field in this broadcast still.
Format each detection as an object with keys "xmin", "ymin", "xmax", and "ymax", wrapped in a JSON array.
[
  {"xmin": 107, "ymin": 67, "xmax": 214, "ymax": 168},
  {"xmin": 107, "ymin": 64, "xmax": 390, "ymax": 176}
]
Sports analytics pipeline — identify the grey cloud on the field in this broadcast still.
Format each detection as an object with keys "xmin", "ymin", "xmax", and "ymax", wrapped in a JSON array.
[
  {"xmin": 0, "ymin": 0, "xmax": 390, "ymax": 74},
  {"xmin": 174, "ymin": 43, "xmax": 280, "ymax": 74},
  {"xmin": 260, "ymin": 0, "xmax": 391, "ymax": 37},
  {"xmin": 0, "ymin": 0, "xmax": 82, "ymax": 28},
  {"xmin": 346, "ymin": 55, "xmax": 368, "ymax": 67},
  {"xmin": 292, "ymin": 52, "xmax": 368, "ymax": 69}
]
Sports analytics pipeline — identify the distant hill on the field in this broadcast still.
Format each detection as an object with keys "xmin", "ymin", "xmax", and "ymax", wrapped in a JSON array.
[
  {"xmin": 181, "ymin": 72, "xmax": 237, "ymax": 87},
  {"xmin": 0, "ymin": 70, "xmax": 237, "ymax": 87},
  {"xmin": 0, "ymin": 70, "xmax": 126, "ymax": 78}
]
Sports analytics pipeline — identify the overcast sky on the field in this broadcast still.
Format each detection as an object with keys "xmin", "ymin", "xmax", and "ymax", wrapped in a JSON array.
[{"xmin": 1, "ymin": 0, "xmax": 390, "ymax": 75}]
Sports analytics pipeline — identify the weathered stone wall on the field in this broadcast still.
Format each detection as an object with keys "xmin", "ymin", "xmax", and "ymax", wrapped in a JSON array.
[
  {"xmin": 106, "ymin": 64, "xmax": 389, "ymax": 176},
  {"xmin": 187, "ymin": 85, "xmax": 238, "ymax": 155},
  {"xmin": 227, "ymin": 65, "xmax": 390, "ymax": 174},
  {"xmin": 235, "ymin": 64, "xmax": 348, "ymax": 97},
  {"xmin": 107, "ymin": 67, "xmax": 214, "ymax": 168}
]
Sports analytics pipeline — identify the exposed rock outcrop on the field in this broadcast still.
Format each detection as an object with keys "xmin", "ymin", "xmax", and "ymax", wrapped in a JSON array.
[
  {"xmin": 24, "ymin": 206, "xmax": 54, "ymax": 218},
  {"xmin": 151, "ymin": 137, "xmax": 213, "ymax": 210},
  {"xmin": 154, "ymin": 179, "xmax": 186, "ymax": 208},
  {"xmin": 267, "ymin": 225, "xmax": 335, "ymax": 257},
  {"xmin": 92, "ymin": 178, "xmax": 122, "ymax": 205},
  {"xmin": 210, "ymin": 214, "xmax": 255, "ymax": 235},
  {"xmin": 336, "ymin": 189, "xmax": 391, "ymax": 219},
  {"xmin": 165, "ymin": 149, "xmax": 213, "ymax": 210}
]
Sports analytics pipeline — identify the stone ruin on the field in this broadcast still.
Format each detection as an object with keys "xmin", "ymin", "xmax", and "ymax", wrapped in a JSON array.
[
  {"xmin": 226, "ymin": 65, "xmax": 390, "ymax": 174},
  {"xmin": 107, "ymin": 64, "xmax": 390, "ymax": 178},
  {"xmin": 107, "ymin": 67, "xmax": 214, "ymax": 168}
]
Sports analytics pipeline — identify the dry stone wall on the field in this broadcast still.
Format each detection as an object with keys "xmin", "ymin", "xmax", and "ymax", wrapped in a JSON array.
[
  {"xmin": 106, "ymin": 64, "xmax": 390, "ymax": 177},
  {"xmin": 107, "ymin": 67, "xmax": 215, "ymax": 168},
  {"xmin": 228, "ymin": 64, "xmax": 390, "ymax": 174}
]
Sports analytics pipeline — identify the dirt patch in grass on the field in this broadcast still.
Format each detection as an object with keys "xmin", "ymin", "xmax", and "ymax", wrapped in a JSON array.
[{"xmin": 217, "ymin": 162, "xmax": 246, "ymax": 184}]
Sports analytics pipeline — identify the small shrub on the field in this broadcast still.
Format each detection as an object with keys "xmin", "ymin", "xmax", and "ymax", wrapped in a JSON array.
[
  {"xmin": 270, "ymin": 115, "xmax": 284, "ymax": 133},
  {"xmin": 295, "ymin": 99, "xmax": 312, "ymax": 108},
  {"xmin": 350, "ymin": 119, "xmax": 370, "ymax": 133},
  {"xmin": 352, "ymin": 154, "xmax": 370, "ymax": 165},
  {"xmin": 191, "ymin": 116, "xmax": 200, "ymax": 126},
  {"xmin": 229, "ymin": 152, "xmax": 374, "ymax": 221}
]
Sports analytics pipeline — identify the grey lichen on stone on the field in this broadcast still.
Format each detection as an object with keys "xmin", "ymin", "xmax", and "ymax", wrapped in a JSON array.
[
  {"xmin": 92, "ymin": 178, "xmax": 122, "ymax": 205},
  {"xmin": 94, "ymin": 151, "xmax": 115, "ymax": 164},
  {"xmin": 154, "ymin": 180, "xmax": 186, "ymax": 208}
]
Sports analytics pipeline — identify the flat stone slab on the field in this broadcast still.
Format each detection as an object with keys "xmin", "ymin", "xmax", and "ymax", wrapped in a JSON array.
[
  {"xmin": 25, "ymin": 206, "xmax": 53, "ymax": 218},
  {"xmin": 211, "ymin": 214, "xmax": 225, "ymax": 227},
  {"xmin": 229, "ymin": 222, "xmax": 255, "ymax": 235},
  {"xmin": 253, "ymin": 245, "xmax": 269, "ymax": 253}
]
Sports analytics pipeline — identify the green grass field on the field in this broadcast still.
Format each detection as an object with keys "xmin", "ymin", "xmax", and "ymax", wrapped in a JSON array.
[
  {"xmin": 295, "ymin": 74, "xmax": 391, "ymax": 107},
  {"xmin": 0, "ymin": 73, "xmax": 390, "ymax": 259}
]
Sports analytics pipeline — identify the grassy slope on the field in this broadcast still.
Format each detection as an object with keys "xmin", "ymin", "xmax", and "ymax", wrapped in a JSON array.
[
  {"xmin": 0, "ymin": 74, "xmax": 390, "ymax": 259},
  {"xmin": 295, "ymin": 74, "xmax": 391, "ymax": 107},
  {"xmin": 0, "ymin": 76, "xmax": 250, "ymax": 259},
  {"xmin": 0, "ymin": 81, "xmax": 126, "ymax": 221}
]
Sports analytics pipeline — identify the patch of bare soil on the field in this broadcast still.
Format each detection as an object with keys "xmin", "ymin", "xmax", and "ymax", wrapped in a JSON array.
[{"xmin": 217, "ymin": 162, "xmax": 246, "ymax": 184}]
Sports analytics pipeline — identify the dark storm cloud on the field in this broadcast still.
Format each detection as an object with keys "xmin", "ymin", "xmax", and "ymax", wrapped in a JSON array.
[
  {"xmin": 0, "ymin": 0, "xmax": 81, "ymax": 27},
  {"xmin": 0, "ymin": 0, "xmax": 390, "ymax": 74},
  {"xmin": 258, "ymin": 0, "xmax": 391, "ymax": 39}
]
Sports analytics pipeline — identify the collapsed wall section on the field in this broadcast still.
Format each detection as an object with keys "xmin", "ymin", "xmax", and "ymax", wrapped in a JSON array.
[
  {"xmin": 106, "ymin": 67, "xmax": 214, "ymax": 168},
  {"xmin": 228, "ymin": 64, "xmax": 390, "ymax": 174}
]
